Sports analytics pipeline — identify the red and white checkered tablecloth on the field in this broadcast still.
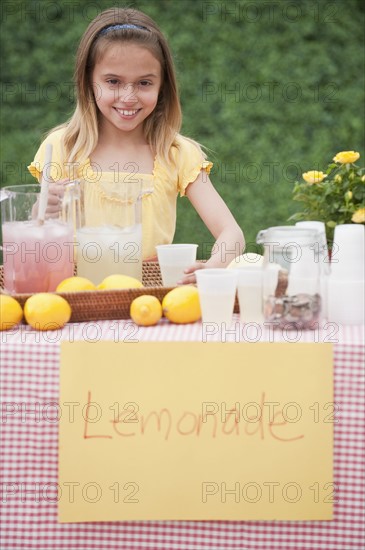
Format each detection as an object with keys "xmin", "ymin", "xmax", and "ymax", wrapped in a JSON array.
[{"xmin": 1, "ymin": 317, "xmax": 364, "ymax": 550}]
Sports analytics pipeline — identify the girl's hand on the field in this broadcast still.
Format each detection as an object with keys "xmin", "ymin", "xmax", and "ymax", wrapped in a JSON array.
[
  {"xmin": 45, "ymin": 182, "xmax": 66, "ymax": 218},
  {"xmin": 32, "ymin": 179, "xmax": 70, "ymax": 219},
  {"xmin": 177, "ymin": 261, "xmax": 206, "ymax": 285}
]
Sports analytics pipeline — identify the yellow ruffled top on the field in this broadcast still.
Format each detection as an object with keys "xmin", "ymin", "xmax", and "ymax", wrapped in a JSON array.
[{"xmin": 28, "ymin": 128, "xmax": 212, "ymax": 260}]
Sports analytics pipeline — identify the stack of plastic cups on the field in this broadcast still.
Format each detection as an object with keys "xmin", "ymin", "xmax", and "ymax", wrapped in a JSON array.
[
  {"xmin": 327, "ymin": 224, "xmax": 365, "ymax": 324},
  {"xmin": 296, "ymin": 221, "xmax": 330, "ymax": 319}
]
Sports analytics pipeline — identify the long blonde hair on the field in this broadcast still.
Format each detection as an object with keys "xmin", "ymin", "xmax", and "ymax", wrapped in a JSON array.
[{"xmin": 53, "ymin": 8, "xmax": 188, "ymax": 172}]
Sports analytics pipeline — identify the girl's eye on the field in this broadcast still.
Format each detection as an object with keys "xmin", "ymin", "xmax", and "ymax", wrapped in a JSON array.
[
  {"xmin": 107, "ymin": 79, "xmax": 119, "ymax": 86},
  {"xmin": 139, "ymin": 80, "xmax": 151, "ymax": 87}
]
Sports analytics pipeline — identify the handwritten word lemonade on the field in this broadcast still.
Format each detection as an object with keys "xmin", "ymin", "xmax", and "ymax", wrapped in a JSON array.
[
  {"xmin": 76, "ymin": 224, "xmax": 142, "ymax": 284},
  {"xmin": 2, "ymin": 219, "xmax": 74, "ymax": 293}
]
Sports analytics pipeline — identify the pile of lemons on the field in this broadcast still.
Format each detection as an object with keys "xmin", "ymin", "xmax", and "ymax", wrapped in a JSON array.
[
  {"xmin": 131, "ymin": 286, "xmax": 201, "ymax": 327},
  {"xmin": 0, "ymin": 274, "xmax": 201, "ymax": 331},
  {"xmin": 56, "ymin": 274, "xmax": 144, "ymax": 292},
  {"xmin": 0, "ymin": 293, "xmax": 72, "ymax": 332},
  {"xmin": 57, "ymin": 274, "xmax": 201, "ymax": 327},
  {"xmin": 0, "ymin": 292, "xmax": 72, "ymax": 330}
]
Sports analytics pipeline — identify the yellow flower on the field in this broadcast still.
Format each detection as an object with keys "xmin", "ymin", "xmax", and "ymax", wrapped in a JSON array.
[
  {"xmin": 333, "ymin": 151, "xmax": 360, "ymax": 164},
  {"xmin": 351, "ymin": 208, "xmax": 365, "ymax": 224},
  {"xmin": 302, "ymin": 170, "xmax": 327, "ymax": 184},
  {"xmin": 345, "ymin": 191, "xmax": 353, "ymax": 200}
]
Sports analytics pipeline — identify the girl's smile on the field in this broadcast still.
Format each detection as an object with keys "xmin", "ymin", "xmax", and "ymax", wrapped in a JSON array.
[{"xmin": 92, "ymin": 43, "xmax": 162, "ymax": 137}]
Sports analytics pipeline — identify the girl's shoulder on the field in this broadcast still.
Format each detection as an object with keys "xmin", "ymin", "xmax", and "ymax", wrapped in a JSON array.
[
  {"xmin": 34, "ymin": 126, "xmax": 68, "ymax": 160},
  {"xmin": 43, "ymin": 126, "xmax": 68, "ymax": 146},
  {"xmin": 165, "ymin": 134, "xmax": 212, "ymax": 196},
  {"xmin": 168, "ymin": 134, "xmax": 209, "ymax": 170},
  {"xmin": 28, "ymin": 126, "xmax": 68, "ymax": 182},
  {"xmin": 172, "ymin": 134, "xmax": 206, "ymax": 156}
]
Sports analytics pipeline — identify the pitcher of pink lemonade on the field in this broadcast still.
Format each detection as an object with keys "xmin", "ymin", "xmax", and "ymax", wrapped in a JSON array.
[{"xmin": 1, "ymin": 183, "xmax": 76, "ymax": 293}]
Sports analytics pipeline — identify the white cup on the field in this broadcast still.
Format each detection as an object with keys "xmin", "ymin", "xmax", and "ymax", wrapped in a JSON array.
[
  {"xmin": 330, "ymin": 224, "xmax": 364, "ymax": 279},
  {"xmin": 196, "ymin": 269, "xmax": 238, "ymax": 326},
  {"xmin": 235, "ymin": 267, "xmax": 263, "ymax": 324},
  {"xmin": 156, "ymin": 244, "xmax": 198, "ymax": 286},
  {"xmin": 327, "ymin": 277, "xmax": 364, "ymax": 325}
]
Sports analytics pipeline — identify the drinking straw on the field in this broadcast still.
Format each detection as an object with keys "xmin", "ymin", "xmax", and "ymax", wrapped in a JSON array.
[{"xmin": 37, "ymin": 143, "xmax": 53, "ymax": 224}]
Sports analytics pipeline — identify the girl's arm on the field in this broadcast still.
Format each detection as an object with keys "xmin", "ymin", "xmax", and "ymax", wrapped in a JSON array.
[{"xmin": 180, "ymin": 171, "xmax": 245, "ymax": 284}]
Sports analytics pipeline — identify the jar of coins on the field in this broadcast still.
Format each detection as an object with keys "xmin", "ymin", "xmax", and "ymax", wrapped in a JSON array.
[{"xmin": 256, "ymin": 226, "xmax": 322, "ymax": 329}]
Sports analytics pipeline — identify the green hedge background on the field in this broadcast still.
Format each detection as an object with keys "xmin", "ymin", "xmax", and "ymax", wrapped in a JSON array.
[{"xmin": 1, "ymin": 0, "xmax": 364, "ymax": 255}]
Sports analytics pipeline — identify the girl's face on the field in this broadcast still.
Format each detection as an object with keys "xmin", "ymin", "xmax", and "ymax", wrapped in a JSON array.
[{"xmin": 92, "ymin": 43, "xmax": 162, "ymax": 137}]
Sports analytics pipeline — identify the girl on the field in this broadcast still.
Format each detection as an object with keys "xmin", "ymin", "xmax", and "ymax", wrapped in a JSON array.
[{"xmin": 28, "ymin": 7, "xmax": 245, "ymax": 284}]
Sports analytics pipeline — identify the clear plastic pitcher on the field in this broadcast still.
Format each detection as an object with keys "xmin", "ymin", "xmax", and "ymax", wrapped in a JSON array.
[
  {"xmin": 74, "ymin": 179, "xmax": 143, "ymax": 284},
  {"xmin": 256, "ymin": 226, "xmax": 322, "ymax": 329},
  {"xmin": 1, "ymin": 184, "xmax": 75, "ymax": 293}
]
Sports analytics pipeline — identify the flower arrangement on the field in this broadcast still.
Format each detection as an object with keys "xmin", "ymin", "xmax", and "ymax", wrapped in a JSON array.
[{"xmin": 289, "ymin": 151, "xmax": 365, "ymax": 245}]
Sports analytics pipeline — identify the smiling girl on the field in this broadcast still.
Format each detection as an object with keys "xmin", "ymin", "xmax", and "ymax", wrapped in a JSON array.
[{"xmin": 28, "ymin": 8, "xmax": 244, "ymax": 283}]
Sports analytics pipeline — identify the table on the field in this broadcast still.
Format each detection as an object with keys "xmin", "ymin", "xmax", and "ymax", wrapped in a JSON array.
[{"xmin": 1, "ymin": 318, "xmax": 364, "ymax": 550}]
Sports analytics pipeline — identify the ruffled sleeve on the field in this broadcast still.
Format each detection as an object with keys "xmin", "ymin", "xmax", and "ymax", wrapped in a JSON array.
[
  {"xmin": 172, "ymin": 136, "xmax": 213, "ymax": 197},
  {"xmin": 27, "ymin": 128, "xmax": 68, "ymax": 182}
]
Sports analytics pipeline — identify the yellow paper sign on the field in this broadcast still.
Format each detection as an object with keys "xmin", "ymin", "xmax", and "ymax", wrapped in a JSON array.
[{"xmin": 58, "ymin": 342, "xmax": 333, "ymax": 522}]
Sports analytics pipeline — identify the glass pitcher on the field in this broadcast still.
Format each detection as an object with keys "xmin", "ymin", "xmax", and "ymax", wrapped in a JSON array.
[
  {"xmin": 1, "ymin": 183, "xmax": 75, "ymax": 293},
  {"xmin": 74, "ymin": 179, "xmax": 143, "ymax": 284},
  {"xmin": 256, "ymin": 226, "xmax": 322, "ymax": 329}
]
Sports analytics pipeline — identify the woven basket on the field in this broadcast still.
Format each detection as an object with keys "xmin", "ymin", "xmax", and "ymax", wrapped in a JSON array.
[{"xmin": 0, "ymin": 263, "xmax": 241, "ymax": 323}]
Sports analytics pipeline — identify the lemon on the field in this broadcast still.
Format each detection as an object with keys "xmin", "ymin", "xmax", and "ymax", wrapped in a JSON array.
[
  {"xmin": 0, "ymin": 294, "xmax": 23, "ymax": 331},
  {"xmin": 24, "ymin": 293, "xmax": 72, "ymax": 330},
  {"xmin": 162, "ymin": 286, "xmax": 201, "ymax": 324},
  {"xmin": 130, "ymin": 295, "xmax": 162, "ymax": 326},
  {"xmin": 97, "ymin": 274, "xmax": 143, "ymax": 290},
  {"xmin": 56, "ymin": 276, "xmax": 96, "ymax": 292}
]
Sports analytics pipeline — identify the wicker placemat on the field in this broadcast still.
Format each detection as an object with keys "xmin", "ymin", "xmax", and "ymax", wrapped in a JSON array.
[{"xmin": 0, "ymin": 263, "xmax": 241, "ymax": 323}]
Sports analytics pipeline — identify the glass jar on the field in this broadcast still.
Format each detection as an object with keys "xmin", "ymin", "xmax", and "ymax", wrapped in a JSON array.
[{"xmin": 256, "ymin": 226, "xmax": 322, "ymax": 329}]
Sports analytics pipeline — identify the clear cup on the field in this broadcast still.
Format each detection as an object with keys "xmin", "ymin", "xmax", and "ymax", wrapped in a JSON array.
[
  {"xmin": 196, "ymin": 268, "xmax": 238, "ymax": 326},
  {"xmin": 1, "ymin": 184, "xmax": 75, "ymax": 293},
  {"xmin": 296, "ymin": 221, "xmax": 330, "ymax": 275},
  {"xmin": 156, "ymin": 244, "xmax": 198, "ymax": 286},
  {"xmin": 235, "ymin": 267, "xmax": 264, "ymax": 324}
]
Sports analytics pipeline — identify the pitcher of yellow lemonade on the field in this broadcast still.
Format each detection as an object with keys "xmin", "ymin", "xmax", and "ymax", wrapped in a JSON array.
[{"xmin": 74, "ymin": 179, "xmax": 144, "ymax": 284}]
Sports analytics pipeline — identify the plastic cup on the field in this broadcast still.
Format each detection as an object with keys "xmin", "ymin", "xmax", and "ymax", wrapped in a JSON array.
[
  {"xmin": 156, "ymin": 244, "xmax": 198, "ymax": 286},
  {"xmin": 330, "ymin": 224, "xmax": 364, "ymax": 279},
  {"xmin": 235, "ymin": 267, "xmax": 264, "ymax": 324},
  {"xmin": 327, "ymin": 278, "xmax": 364, "ymax": 324},
  {"xmin": 196, "ymin": 269, "xmax": 238, "ymax": 326}
]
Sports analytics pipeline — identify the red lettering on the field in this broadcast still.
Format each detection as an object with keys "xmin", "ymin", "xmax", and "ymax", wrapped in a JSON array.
[
  {"xmin": 140, "ymin": 409, "xmax": 172, "ymax": 441},
  {"xmin": 244, "ymin": 392, "xmax": 265, "ymax": 440},
  {"xmin": 222, "ymin": 411, "xmax": 240, "ymax": 435},
  {"xmin": 83, "ymin": 391, "xmax": 112, "ymax": 440},
  {"xmin": 111, "ymin": 410, "xmax": 137, "ymax": 437},
  {"xmin": 176, "ymin": 411, "xmax": 199, "ymax": 436},
  {"xmin": 269, "ymin": 411, "xmax": 304, "ymax": 442}
]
